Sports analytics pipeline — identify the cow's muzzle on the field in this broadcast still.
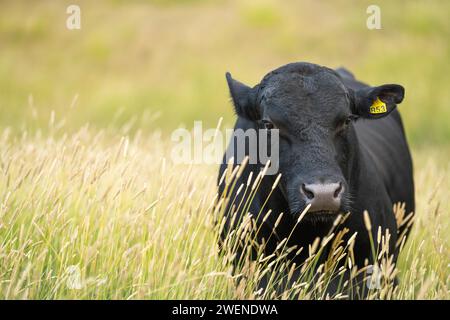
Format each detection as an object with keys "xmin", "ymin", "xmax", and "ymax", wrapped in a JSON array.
[{"xmin": 300, "ymin": 182, "xmax": 344, "ymax": 213}]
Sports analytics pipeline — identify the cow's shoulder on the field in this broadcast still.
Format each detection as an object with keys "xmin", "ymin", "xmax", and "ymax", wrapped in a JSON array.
[
  {"xmin": 334, "ymin": 67, "xmax": 368, "ymax": 91},
  {"xmin": 335, "ymin": 67, "xmax": 355, "ymax": 80}
]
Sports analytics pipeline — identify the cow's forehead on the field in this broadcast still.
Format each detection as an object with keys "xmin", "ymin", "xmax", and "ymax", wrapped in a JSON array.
[
  {"xmin": 259, "ymin": 70, "xmax": 349, "ymax": 111},
  {"xmin": 262, "ymin": 67, "xmax": 345, "ymax": 94}
]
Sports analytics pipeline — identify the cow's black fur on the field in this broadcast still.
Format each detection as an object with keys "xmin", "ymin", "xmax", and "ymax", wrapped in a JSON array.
[{"xmin": 218, "ymin": 62, "xmax": 415, "ymax": 297}]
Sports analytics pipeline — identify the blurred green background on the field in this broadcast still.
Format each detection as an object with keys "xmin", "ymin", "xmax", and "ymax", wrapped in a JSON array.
[{"xmin": 1, "ymin": 0, "xmax": 449, "ymax": 146}]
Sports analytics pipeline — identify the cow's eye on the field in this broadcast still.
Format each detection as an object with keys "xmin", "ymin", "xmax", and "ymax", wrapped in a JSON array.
[
  {"xmin": 343, "ymin": 115, "xmax": 357, "ymax": 127},
  {"xmin": 337, "ymin": 116, "xmax": 356, "ymax": 134},
  {"xmin": 262, "ymin": 120, "xmax": 274, "ymax": 130},
  {"xmin": 344, "ymin": 117, "xmax": 352, "ymax": 126}
]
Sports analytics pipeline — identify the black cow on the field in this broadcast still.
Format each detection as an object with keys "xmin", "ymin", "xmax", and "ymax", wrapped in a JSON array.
[{"xmin": 217, "ymin": 62, "xmax": 415, "ymax": 298}]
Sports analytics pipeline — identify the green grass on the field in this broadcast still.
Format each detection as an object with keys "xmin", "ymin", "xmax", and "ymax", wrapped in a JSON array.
[{"xmin": 0, "ymin": 0, "xmax": 450, "ymax": 145}]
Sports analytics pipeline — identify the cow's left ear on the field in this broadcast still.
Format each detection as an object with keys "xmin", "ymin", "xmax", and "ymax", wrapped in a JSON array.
[
  {"xmin": 352, "ymin": 84, "xmax": 405, "ymax": 119},
  {"xmin": 226, "ymin": 72, "xmax": 261, "ymax": 121}
]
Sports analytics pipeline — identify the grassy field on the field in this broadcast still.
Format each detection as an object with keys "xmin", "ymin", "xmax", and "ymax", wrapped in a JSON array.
[
  {"xmin": 0, "ymin": 0, "xmax": 449, "ymax": 299},
  {"xmin": 0, "ymin": 126, "xmax": 448, "ymax": 299},
  {"xmin": 1, "ymin": 0, "xmax": 450, "ymax": 145}
]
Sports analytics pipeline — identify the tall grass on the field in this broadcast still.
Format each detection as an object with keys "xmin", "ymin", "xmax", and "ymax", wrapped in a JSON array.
[
  {"xmin": 0, "ymin": 123, "xmax": 447, "ymax": 299},
  {"xmin": 0, "ymin": 0, "xmax": 448, "ymax": 300}
]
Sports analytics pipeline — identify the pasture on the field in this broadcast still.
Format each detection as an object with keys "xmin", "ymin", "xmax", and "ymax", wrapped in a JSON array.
[{"xmin": 0, "ymin": 0, "xmax": 448, "ymax": 299}]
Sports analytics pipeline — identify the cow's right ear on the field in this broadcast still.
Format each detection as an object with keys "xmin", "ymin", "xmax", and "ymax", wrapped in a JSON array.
[
  {"xmin": 226, "ymin": 72, "xmax": 260, "ymax": 120},
  {"xmin": 352, "ymin": 84, "xmax": 405, "ymax": 119}
]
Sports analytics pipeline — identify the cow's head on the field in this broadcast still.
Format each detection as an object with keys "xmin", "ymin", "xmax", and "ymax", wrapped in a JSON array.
[{"xmin": 226, "ymin": 62, "xmax": 404, "ymax": 218}]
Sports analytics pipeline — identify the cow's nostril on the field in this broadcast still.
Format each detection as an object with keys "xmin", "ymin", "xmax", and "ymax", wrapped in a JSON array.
[
  {"xmin": 334, "ymin": 182, "xmax": 343, "ymax": 198},
  {"xmin": 301, "ymin": 183, "xmax": 315, "ymax": 200},
  {"xmin": 300, "ymin": 182, "xmax": 342, "ymax": 212},
  {"xmin": 300, "ymin": 182, "xmax": 345, "ymax": 212}
]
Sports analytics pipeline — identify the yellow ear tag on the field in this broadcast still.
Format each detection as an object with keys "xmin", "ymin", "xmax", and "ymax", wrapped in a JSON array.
[{"xmin": 369, "ymin": 97, "xmax": 387, "ymax": 114}]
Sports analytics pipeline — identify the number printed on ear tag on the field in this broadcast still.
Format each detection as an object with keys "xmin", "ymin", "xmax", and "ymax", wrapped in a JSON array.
[{"xmin": 369, "ymin": 97, "xmax": 387, "ymax": 114}]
